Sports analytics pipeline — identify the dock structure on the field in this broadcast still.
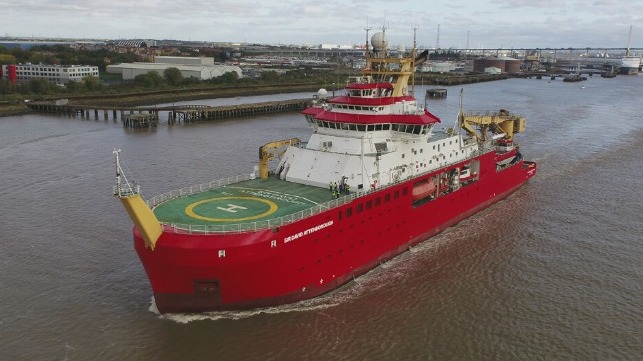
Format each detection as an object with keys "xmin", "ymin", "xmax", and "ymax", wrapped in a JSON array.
[
  {"xmin": 123, "ymin": 113, "xmax": 159, "ymax": 128},
  {"xmin": 26, "ymin": 98, "xmax": 313, "ymax": 127},
  {"xmin": 426, "ymin": 88, "xmax": 447, "ymax": 98},
  {"xmin": 168, "ymin": 99, "xmax": 312, "ymax": 124},
  {"xmin": 422, "ymin": 73, "xmax": 508, "ymax": 86}
]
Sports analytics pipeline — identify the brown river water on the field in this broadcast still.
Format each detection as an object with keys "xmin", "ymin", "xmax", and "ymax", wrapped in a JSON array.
[{"xmin": 1, "ymin": 76, "xmax": 641, "ymax": 360}]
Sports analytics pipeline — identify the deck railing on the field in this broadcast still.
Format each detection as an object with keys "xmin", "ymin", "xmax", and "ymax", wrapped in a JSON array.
[
  {"xmin": 146, "ymin": 173, "xmax": 256, "ymax": 209},
  {"xmin": 155, "ymin": 184, "xmax": 362, "ymax": 235}
]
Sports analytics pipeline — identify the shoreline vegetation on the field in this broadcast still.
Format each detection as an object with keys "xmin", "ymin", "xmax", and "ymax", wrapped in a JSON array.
[{"xmin": 0, "ymin": 73, "xmax": 507, "ymax": 118}]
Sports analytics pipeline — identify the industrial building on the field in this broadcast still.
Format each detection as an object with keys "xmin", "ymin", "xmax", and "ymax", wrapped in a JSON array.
[
  {"xmin": 0, "ymin": 64, "xmax": 99, "ymax": 85},
  {"xmin": 473, "ymin": 57, "xmax": 521, "ymax": 73},
  {"xmin": 106, "ymin": 56, "xmax": 242, "ymax": 81}
]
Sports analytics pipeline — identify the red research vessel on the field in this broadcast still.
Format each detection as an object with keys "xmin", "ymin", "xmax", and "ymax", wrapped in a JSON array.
[{"xmin": 114, "ymin": 28, "xmax": 536, "ymax": 314}]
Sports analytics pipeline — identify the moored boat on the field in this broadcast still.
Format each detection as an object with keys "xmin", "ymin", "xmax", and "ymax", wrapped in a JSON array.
[
  {"xmin": 620, "ymin": 25, "xmax": 640, "ymax": 75},
  {"xmin": 114, "ymin": 28, "xmax": 537, "ymax": 314}
]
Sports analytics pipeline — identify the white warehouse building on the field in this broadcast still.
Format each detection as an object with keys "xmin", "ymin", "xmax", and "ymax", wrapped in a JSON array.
[{"xmin": 106, "ymin": 56, "xmax": 242, "ymax": 80}]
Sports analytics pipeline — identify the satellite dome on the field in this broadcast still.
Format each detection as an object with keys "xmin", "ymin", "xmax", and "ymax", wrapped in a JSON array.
[
  {"xmin": 317, "ymin": 88, "xmax": 328, "ymax": 97},
  {"xmin": 371, "ymin": 32, "xmax": 387, "ymax": 51}
]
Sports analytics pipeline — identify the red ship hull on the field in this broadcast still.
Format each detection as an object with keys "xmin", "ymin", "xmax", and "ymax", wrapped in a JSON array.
[{"xmin": 134, "ymin": 152, "xmax": 536, "ymax": 314}]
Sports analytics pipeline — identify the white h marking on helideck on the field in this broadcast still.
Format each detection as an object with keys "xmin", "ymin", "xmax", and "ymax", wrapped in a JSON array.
[{"xmin": 217, "ymin": 204, "xmax": 248, "ymax": 213}]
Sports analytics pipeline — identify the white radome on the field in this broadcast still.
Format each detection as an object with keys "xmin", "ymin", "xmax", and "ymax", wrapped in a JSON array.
[{"xmin": 371, "ymin": 32, "xmax": 387, "ymax": 51}]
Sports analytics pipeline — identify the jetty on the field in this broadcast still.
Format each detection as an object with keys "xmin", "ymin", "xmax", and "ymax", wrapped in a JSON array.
[
  {"xmin": 418, "ymin": 73, "xmax": 508, "ymax": 86},
  {"xmin": 426, "ymin": 88, "xmax": 447, "ymax": 98},
  {"xmin": 25, "ymin": 98, "xmax": 312, "ymax": 128}
]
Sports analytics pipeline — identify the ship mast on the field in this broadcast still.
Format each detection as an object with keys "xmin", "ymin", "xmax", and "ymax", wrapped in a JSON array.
[
  {"xmin": 626, "ymin": 25, "xmax": 633, "ymax": 57},
  {"xmin": 364, "ymin": 22, "xmax": 371, "ymax": 72},
  {"xmin": 411, "ymin": 24, "xmax": 418, "ymax": 97},
  {"xmin": 113, "ymin": 148, "xmax": 139, "ymax": 197}
]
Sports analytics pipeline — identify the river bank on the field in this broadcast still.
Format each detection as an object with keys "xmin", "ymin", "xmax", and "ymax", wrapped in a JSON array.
[
  {"xmin": 0, "ymin": 82, "xmax": 324, "ymax": 118},
  {"xmin": 1, "ymin": 73, "xmax": 509, "ymax": 118}
]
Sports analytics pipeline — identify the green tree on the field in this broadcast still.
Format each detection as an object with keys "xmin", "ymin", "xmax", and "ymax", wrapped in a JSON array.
[
  {"xmin": 0, "ymin": 54, "xmax": 16, "ymax": 64},
  {"xmin": 11, "ymin": 48, "xmax": 30, "ymax": 63},
  {"xmin": 260, "ymin": 71, "xmax": 279, "ymax": 82},
  {"xmin": 65, "ymin": 80, "xmax": 82, "ymax": 93},
  {"xmin": 219, "ymin": 71, "xmax": 239, "ymax": 83},
  {"xmin": 83, "ymin": 76, "xmax": 102, "ymax": 91},
  {"xmin": 163, "ymin": 67, "xmax": 183, "ymax": 86},
  {"xmin": 26, "ymin": 78, "xmax": 56, "ymax": 94},
  {"xmin": 134, "ymin": 71, "xmax": 163, "ymax": 88}
]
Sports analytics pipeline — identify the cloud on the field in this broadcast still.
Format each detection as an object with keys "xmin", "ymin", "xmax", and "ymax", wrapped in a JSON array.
[{"xmin": 1, "ymin": 0, "xmax": 643, "ymax": 47}]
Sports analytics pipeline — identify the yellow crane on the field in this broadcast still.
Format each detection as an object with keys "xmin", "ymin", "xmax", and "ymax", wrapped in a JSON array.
[
  {"xmin": 459, "ymin": 109, "xmax": 526, "ymax": 142},
  {"xmin": 258, "ymin": 138, "xmax": 301, "ymax": 179}
]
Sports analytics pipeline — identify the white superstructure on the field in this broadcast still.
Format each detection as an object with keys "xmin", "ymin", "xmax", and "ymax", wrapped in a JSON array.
[{"xmin": 278, "ymin": 89, "xmax": 477, "ymax": 190}]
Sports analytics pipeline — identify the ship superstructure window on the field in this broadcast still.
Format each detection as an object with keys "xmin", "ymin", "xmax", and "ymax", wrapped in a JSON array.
[
  {"xmin": 331, "ymin": 104, "xmax": 385, "ymax": 112},
  {"xmin": 313, "ymin": 118, "xmax": 430, "ymax": 136}
]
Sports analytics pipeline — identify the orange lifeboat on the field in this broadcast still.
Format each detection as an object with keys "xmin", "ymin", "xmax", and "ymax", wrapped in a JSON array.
[{"xmin": 412, "ymin": 179, "xmax": 436, "ymax": 201}]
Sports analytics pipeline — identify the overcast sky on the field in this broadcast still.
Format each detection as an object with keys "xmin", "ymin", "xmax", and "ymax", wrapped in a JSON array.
[{"xmin": 3, "ymin": 0, "xmax": 643, "ymax": 49}]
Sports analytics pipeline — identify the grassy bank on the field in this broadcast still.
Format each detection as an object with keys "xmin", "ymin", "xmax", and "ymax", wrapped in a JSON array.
[
  {"xmin": 0, "ymin": 102, "xmax": 31, "ymax": 117},
  {"xmin": 0, "ymin": 82, "xmax": 328, "ymax": 117}
]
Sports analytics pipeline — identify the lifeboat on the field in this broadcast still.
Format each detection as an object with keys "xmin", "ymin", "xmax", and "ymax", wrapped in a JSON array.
[{"xmin": 412, "ymin": 179, "xmax": 436, "ymax": 201}]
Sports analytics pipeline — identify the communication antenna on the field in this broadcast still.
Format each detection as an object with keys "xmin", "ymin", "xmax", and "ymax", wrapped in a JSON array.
[
  {"xmin": 365, "ymin": 18, "xmax": 372, "ymax": 53},
  {"xmin": 411, "ymin": 24, "xmax": 418, "ymax": 97}
]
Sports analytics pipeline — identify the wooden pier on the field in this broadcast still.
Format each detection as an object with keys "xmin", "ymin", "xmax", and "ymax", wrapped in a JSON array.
[
  {"xmin": 421, "ymin": 73, "xmax": 508, "ymax": 86},
  {"xmin": 168, "ymin": 99, "xmax": 311, "ymax": 124},
  {"xmin": 426, "ymin": 88, "xmax": 447, "ymax": 98},
  {"xmin": 26, "ymin": 98, "xmax": 312, "ymax": 128},
  {"xmin": 123, "ymin": 113, "xmax": 159, "ymax": 128}
]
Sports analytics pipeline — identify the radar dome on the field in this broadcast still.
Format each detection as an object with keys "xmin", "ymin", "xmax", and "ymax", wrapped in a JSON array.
[
  {"xmin": 371, "ymin": 32, "xmax": 387, "ymax": 51},
  {"xmin": 317, "ymin": 88, "xmax": 328, "ymax": 98}
]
